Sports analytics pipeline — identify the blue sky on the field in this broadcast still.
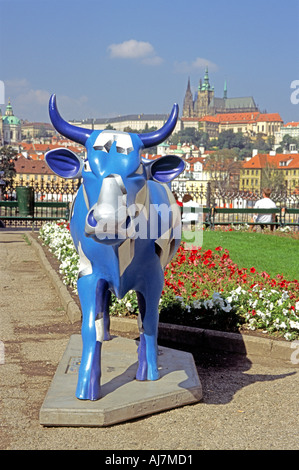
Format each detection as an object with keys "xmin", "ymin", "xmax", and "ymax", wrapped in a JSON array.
[{"xmin": 1, "ymin": 0, "xmax": 298, "ymax": 124}]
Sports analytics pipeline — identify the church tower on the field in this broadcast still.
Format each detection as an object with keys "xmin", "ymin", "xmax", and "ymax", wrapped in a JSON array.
[
  {"xmin": 182, "ymin": 77, "xmax": 194, "ymax": 117},
  {"xmin": 194, "ymin": 67, "xmax": 214, "ymax": 118},
  {"xmin": 2, "ymin": 99, "xmax": 21, "ymax": 144}
]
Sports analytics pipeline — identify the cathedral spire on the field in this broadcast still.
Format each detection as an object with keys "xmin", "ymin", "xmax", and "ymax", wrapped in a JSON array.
[
  {"xmin": 223, "ymin": 80, "xmax": 227, "ymax": 99},
  {"xmin": 201, "ymin": 67, "xmax": 211, "ymax": 91},
  {"xmin": 182, "ymin": 77, "xmax": 194, "ymax": 117}
]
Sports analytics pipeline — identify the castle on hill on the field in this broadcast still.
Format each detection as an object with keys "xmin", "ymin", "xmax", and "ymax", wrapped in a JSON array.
[{"xmin": 182, "ymin": 68, "xmax": 259, "ymax": 118}]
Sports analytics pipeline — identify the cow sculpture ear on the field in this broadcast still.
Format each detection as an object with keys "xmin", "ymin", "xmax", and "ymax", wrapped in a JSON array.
[
  {"xmin": 45, "ymin": 148, "xmax": 83, "ymax": 179},
  {"xmin": 149, "ymin": 155, "xmax": 185, "ymax": 183}
]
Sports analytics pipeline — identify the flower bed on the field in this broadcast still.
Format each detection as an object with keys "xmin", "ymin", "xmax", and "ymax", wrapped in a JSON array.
[{"xmin": 39, "ymin": 221, "xmax": 299, "ymax": 341}]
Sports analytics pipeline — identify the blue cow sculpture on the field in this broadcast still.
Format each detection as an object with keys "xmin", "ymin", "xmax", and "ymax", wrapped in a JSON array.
[{"xmin": 45, "ymin": 94, "xmax": 184, "ymax": 400}]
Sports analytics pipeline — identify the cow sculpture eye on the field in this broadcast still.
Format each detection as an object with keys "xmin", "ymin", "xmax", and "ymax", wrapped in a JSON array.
[
  {"xmin": 84, "ymin": 160, "xmax": 92, "ymax": 172},
  {"xmin": 93, "ymin": 131, "xmax": 133, "ymax": 155}
]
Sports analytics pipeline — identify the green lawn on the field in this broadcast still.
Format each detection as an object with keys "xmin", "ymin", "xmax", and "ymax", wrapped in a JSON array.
[{"xmin": 186, "ymin": 230, "xmax": 299, "ymax": 281}]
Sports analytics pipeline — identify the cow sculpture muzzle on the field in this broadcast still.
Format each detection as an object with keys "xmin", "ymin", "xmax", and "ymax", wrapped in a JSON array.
[{"xmin": 85, "ymin": 174, "xmax": 129, "ymax": 243}]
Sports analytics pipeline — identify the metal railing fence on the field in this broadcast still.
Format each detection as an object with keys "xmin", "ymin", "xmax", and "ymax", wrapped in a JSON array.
[{"xmin": 0, "ymin": 178, "xmax": 298, "ymax": 229}]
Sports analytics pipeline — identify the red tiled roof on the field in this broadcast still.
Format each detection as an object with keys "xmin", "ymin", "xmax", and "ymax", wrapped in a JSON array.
[
  {"xmin": 242, "ymin": 153, "xmax": 299, "ymax": 169},
  {"xmin": 199, "ymin": 112, "xmax": 283, "ymax": 124},
  {"xmin": 255, "ymin": 113, "xmax": 283, "ymax": 123},
  {"xmin": 19, "ymin": 142, "xmax": 82, "ymax": 154},
  {"xmin": 14, "ymin": 155, "xmax": 54, "ymax": 175},
  {"xmin": 284, "ymin": 122, "xmax": 299, "ymax": 127}
]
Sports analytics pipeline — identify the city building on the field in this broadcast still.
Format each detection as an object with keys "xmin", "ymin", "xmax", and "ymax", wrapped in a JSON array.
[
  {"xmin": 21, "ymin": 122, "xmax": 55, "ymax": 140},
  {"xmin": 240, "ymin": 152, "xmax": 299, "ymax": 191},
  {"xmin": 1, "ymin": 99, "xmax": 22, "ymax": 144},
  {"xmin": 182, "ymin": 68, "xmax": 258, "ymax": 119},
  {"xmin": 69, "ymin": 112, "xmax": 182, "ymax": 134},
  {"xmin": 14, "ymin": 155, "xmax": 57, "ymax": 185},
  {"xmin": 198, "ymin": 111, "xmax": 283, "ymax": 138},
  {"xmin": 274, "ymin": 121, "xmax": 299, "ymax": 146},
  {"xmin": 11, "ymin": 138, "xmax": 84, "ymax": 190}
]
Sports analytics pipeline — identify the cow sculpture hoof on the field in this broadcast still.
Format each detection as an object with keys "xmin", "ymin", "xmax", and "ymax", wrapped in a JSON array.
[
  {"xmin": 136, "ymin": 334, "xmax": 159, "ymax": 381},
  {"xmin": 76, "ymin": 383, "xmax": 101, "ymax": 401}
]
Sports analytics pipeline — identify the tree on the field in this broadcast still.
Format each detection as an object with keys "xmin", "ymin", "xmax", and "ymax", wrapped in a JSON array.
[
  {"xmin": 204, "ymin": 148, "xmax": 241, "ymax": 192},
  {"xmin": 261, "ymin": 161, "xmax": 286, "ymax": 192},
  {"xmin": 253, "ymin": 134, "xmax": 273, "ymax": 153},
  {"xmin": 168, "ymin": 128, "xmax": 209, "ymax": 148},
  {"xmin": 0, "ymin": 146, "xmax": 17, "ymax": 182},
  {"xmin": 217, "ymin": 130, "xmax": 251, "ymax": 150},
  {"xmin": 279, "ymin": 134, "xmax": 299, "ymax": 152}
]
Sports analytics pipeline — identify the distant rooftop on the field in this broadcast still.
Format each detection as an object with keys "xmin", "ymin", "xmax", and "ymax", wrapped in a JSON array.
[{"xmin": 70, "ymin": 113, "xmax": 170, "ymax": 125}]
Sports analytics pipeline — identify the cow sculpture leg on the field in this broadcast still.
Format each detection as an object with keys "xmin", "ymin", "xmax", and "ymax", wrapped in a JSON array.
[
  {"xmin": 136, "ymin": 284, "xmax": 162, "ymax": 382},
  {"xmin": 76, "ymin": 275, "xmax": 111, "ymax": 400}
]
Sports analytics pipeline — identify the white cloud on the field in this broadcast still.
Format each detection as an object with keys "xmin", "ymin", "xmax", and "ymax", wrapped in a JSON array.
[
  {"xmin": 174, "ymin": 57, "xmax": 218, "ymax": 74},
  {"xmin": 5, "ymin": 78, "xmax": 49, "ymax": 106},
  {"xmin": 2, "ymin": 78, "xmax": 93, "ymax": 121},
  {"xmin": 108, "ymin": 39, "xmax": 163, "ymax": 65},
  {"xmin": 108, "ymin": 39, "xmax": 154, "ymax": 59},
  {"xmin": 17, "ymin": 88, "xmax": 50, "ymax": 106}
]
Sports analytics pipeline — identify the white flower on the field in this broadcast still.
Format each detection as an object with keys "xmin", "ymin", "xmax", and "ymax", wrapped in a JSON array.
[
  {"xmin": 193, "ymin": 300, "xmax": 202, "ymax": 309},
  {"xmin": 290, "ymin": 320, "xmax": 299, "ymax": 330},
  {"xmin": 222, "ymin": 304, "xmax": 232, "ymax": 313}
]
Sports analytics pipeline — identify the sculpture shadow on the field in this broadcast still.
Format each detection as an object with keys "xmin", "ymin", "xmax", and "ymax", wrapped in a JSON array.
[
  {"xmin": 158, "ymin": 337, "xmax": 296, "ymax": 406},
  {"xmin": 100, "ymin": 361, "xmax": 139, "ymax": 399},
  {"xmin": 99, "ymin": 336, "xmax": 201, "ymax": 400}
]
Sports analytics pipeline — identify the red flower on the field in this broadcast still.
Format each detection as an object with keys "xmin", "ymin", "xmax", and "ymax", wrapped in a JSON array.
[
  {"xmin": 250, "ymin": 267, "xmax": 256, "ymax": 273},
  {"xmin": 215, "ymin": 246, "xmax": 223, "ymax": 251},
  {"xmin": 204, "ymin": 249, "xmax": 213, "ymax": 258}
]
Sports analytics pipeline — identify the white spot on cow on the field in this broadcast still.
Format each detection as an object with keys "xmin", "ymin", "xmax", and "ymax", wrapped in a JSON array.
[
  {"xmin": 154, "ymin": 229, "xmax": 173, "ymax": 268},
  {"xmin": 78, "ymin": 241, "xmax": 93, "ymax": 278},
  {"xmin": 136, "ymin": 163, "xmax": 144, "ymax": 175},
  {"xmin": 95, "ymin": 317, "xmax": 104, "ymax": 342},
  {"xmin": 82, "ymin": 183, "xmax": 89, "ymax": 210},
  {"xmin": 118, "ymin": 238, "xmax": 135, "ymax": 276}
]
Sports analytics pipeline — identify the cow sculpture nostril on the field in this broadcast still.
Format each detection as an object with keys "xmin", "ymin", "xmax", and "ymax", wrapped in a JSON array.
[{"xmin": 87, "ymin": 210, "xmax": 97, "ymax": 228}]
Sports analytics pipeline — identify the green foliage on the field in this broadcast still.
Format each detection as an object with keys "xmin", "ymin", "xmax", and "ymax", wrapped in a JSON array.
[{"xmin": 0, "ymin": 146, "xmax": 17, "ymax": 181}]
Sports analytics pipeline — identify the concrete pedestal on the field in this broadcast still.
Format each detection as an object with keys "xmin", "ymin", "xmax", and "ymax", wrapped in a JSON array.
[{"xmin": 39, "ymin": 335, "xmax": 202, "ymax": 427}]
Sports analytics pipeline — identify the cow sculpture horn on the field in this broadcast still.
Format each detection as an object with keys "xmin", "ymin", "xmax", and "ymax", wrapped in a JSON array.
[
  {"xmin": 49, "ymin": 93, "xmax": 178, "ymax": 148},
  {"xmin": 138, "ymin": 103, "xmax": 179, "ymax": 148},
  {"xmin": 49, "ymin": 94, "xmax": 93, "ymax": 145}
]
